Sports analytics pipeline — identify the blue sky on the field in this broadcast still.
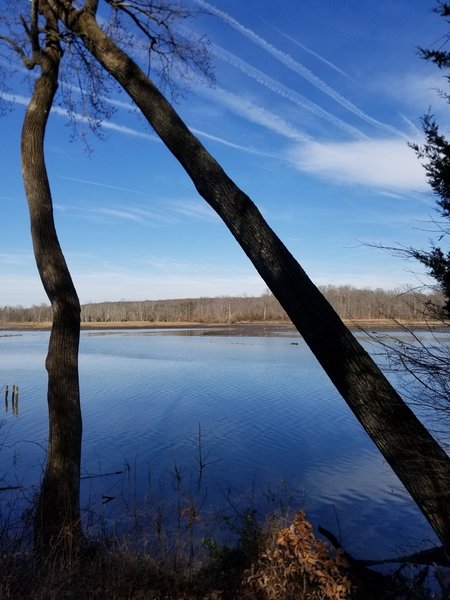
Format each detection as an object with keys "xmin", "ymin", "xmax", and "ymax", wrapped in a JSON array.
[{"xmin": 1, "ymin": 0, "xmax": 448, "ymax": 306}]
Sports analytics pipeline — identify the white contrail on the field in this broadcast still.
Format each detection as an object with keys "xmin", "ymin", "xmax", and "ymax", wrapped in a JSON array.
[
  {"xmin": 1, "ymin": 92, "xmax": 159, "ymax": 141},
  {"xmin": 267, "ymin": 23, "xmax": 357, "ymax": 84},
  {"xmin": 190, "ymin": 125, "xmax": 282, "ymax": 158},
  {"xmin": 196, "ymin": 0, "xmax": 406, "ymax": 137},
  {"xmin": 154, "ymin": 22, "xmax": 363, "ymax": 140},
  {"xmin": 198, "ymin": 84, "xmax": 311, "ymax": 142},
  {"xmin": 75, "ymin": 86, "xmax": 285, "ymax": 154},
  {"xmin": 2, "ymin": 91, "xmax": 278, "ymax": 158},
  {"xmin": 397, "ymin": 112, "xmax": 422, "ymax": 137},
  {"xmin": 210, "ymin": 44, "xmax": 368, "ymax": 140},
  {"xmin": 53, "ymin": 105, "xmax": 159, "ymax": 141},
  {"xmin": 58, "ymin": 176, "xmax": 153, "ymax": 196},
  {"xmin": 110, "ymin": 27, "xmax": 312, "ymax": 145}
]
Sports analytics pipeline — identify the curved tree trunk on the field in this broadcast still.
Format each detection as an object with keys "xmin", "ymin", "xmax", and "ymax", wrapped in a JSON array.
[
  {"xmin": 21, "ymin": 28, "xmax": 82, "ymax": 554},
  {"xmin": 59, "ymin": 6, "xmax": 450, "ymax": 551}
]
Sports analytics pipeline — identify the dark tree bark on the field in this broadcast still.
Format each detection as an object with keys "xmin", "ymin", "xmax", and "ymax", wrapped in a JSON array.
[
  {"xmin": 20, "ymin": 8, "xmax": 82, "ymax": 554},
  {"xmin": 52, "ymin": 3, "xmax": 450, "ymax": 551}
]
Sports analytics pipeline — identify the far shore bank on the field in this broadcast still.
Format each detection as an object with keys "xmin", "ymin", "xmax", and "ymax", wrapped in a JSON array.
[{"xmin": 0, "ymin": 319, "xmax": 448, "ymax": 333}]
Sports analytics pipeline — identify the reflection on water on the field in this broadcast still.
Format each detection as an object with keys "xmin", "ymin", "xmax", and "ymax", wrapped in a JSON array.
[
  {"xmin": 2, "ymin": 384, "xmax": 19, "ymax": 416},
  {"xmin": 82, "ymin": 323, "xmax": 298, "ymax": 338},
  {"xmin": 0, "ymin": 327, "xmax": 444, "ymax": 557}
]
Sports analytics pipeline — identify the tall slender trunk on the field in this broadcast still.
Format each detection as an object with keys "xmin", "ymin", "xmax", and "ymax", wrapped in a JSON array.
[
  {"xmin": 21, "ymin": 40, "xmax": 82, "ymax": 554},
  {"xmin": 59, "ymin": 6, "xmax": 450, "ymax": 551}
]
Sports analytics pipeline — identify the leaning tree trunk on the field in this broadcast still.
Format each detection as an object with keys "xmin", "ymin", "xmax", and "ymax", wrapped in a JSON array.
[
  {"xmin": 61, "ymin": 6, "xmax": 450, "ymax": 551},
  {"xmin": 21, "ymin": 39, "xmax": 82, "ymax": 554}
]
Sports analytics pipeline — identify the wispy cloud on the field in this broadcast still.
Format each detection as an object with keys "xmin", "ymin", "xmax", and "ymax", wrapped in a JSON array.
[
  {"xmin": 196, "ymin": 0, "xmax": 405, "ymax": 137},
  {"xmin": 89, "ymin": 207, "xmax": 146, "ymax": 223},
  {"xmin": 198, "ymin": 85, "xmax": 311, "ymax": 142},
  {"xmin": 169, "ymin": 199, "xmax": 219, "ymax": 222},
  {"xmin": 210, "ymin": 43, "xmax": 368, "ymax": 140},
  {"xmin": 288, "ymin": 137, "xmax": 427, "ymax": 191},
  {"xmin": 0, "ymin": 194, "xmax": 21, "ymax": 202},
  {"xmin": 71, "ymin": 270, "xmax": 265, "ymax": 304},
  {"xmin": 0, "ymin": 252, "xmax": 33, "ymax": 266},
  {"xmin": 55, "ymin": 203, "xmax": 176, "ymax": 225},
  {"xmin": 128, "ymin": 206, "xmax": 177, "ymax": 223},
  {"xmin": 138, "ymin": 256, "xmax": 190, "ymax": 271},
  {"xmin": 380, "ymin": 72, "xmax": 449, "ymax": 117},
  {"xmin": 305, "ymin": 262, "xmax": 425, "ymax": 291},
  {"xmin": 0, "ymin": 274, "xmax": 46, "ymax": 306},
  {"xmin": 56, "ymin": 198, "xmax": 221, "ymax": 226}
]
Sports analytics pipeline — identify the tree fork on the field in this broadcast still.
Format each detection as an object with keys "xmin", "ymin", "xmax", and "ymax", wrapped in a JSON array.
[{"xmin": 56, "ymin": 2, "xmax": 450, "ymax": 551}]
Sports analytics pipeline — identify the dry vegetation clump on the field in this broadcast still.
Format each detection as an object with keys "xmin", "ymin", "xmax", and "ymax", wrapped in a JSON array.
[
  {"xmin": 243, "ymin": 510, "xmax": 351, "ymax": 599},
  {"xmin": 1, "ymin": 509, "xmax": 448, "ymax": 599}
]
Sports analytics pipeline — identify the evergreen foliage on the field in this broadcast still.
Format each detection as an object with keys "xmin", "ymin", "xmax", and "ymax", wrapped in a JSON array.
[{"xmin": 409, "ymin": 1, "xmax": 450, "ymax": 315}]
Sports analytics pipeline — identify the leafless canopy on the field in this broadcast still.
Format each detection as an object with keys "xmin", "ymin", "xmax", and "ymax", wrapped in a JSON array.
[
  {"xmin": 104, "ymin": 0, "xmax": 214, "ymax": 94},
  {"xmin": 0, "ymin": 0, "xmax": 214, "ymax": 147}
]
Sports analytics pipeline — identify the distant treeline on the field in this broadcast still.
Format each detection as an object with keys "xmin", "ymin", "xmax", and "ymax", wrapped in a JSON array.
[{"xmin": 0, "ymin": 286, "xmax": 445, "ymax": 324}]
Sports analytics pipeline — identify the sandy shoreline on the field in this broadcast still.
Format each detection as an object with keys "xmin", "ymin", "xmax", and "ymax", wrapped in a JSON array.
[{"xmin": 0, "ymin": 319, "xmax": 448, "ymax": 333}]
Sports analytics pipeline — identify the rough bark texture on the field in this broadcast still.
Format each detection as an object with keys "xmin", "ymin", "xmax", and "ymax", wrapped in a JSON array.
[
  {"xmin": 20, "ymin": 20, "xmax": 82, "ymax": 553},
  {"xmin": 54, "ymin": 3, "xmax": 450, "ymax": 551}
]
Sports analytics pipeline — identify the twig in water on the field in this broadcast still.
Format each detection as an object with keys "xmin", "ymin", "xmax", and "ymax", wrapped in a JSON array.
[
  {"xmin": 0, "ymin": 485, "xmax": 22, "ymax": 492},
  {"xmin": 81, "ymin": 470, "xmax": 123, "ymax": 480}
]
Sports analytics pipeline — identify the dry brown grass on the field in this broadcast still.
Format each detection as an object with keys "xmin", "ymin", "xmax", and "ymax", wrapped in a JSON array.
[
  {"xmin": 0, "ymin": 510, "xmax": 350, "ymax": 599},
  {"xmin": 0, "ymin": 510, "xmax": 448, "ymax": 600}
]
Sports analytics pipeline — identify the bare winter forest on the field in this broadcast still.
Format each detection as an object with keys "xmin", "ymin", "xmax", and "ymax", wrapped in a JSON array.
[{"xmin": 0, "ymin": 286, "xmax": 444, "ymax": 324}]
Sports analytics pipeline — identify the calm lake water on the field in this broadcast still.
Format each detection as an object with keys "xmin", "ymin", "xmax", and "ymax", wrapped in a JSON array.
[{"xmin": 0, "ymin": 325, "xmax": 446, "ymax": 558}]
